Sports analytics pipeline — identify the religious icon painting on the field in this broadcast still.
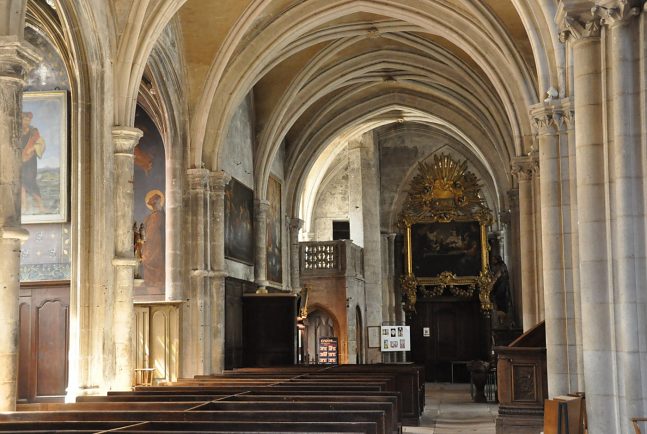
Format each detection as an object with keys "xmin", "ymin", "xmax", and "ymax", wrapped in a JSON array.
[
  {"xmin": 225, "ymin": 178, "xmax": 255, "ymax": 264},
  {"xmin": 21, "ymin": 91, "xmax": 68, "ymax": 223},
  {"xmin": 266, "ymin": 175, "xmax": 282, "ymax": 285},
  {"xmin": 133, "ymin": 105, "xmax": 166, "ymax": 297}
]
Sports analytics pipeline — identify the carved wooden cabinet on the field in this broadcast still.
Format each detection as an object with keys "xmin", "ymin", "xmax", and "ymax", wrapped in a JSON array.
[{"xmin": 495, "ymin": 321, "xmax": 547, "ymax": 434}]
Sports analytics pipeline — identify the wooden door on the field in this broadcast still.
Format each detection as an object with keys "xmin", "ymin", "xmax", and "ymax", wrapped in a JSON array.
[
  {"xmin": 409, "ymin": 298, "xmax": 487, "ymax": 382},
  {"xmin": 18, "ymin": 281, "xmax": 70, "ymax": 402}
]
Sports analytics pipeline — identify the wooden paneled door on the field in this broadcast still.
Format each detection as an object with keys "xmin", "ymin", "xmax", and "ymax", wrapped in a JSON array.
[
  {"xmin": 409, "ymin": 298, "xmax": 488, "ymax": 382},
  {"xmin": 18, "ymin": 281, "xmax": 70, "ymax": 402}
]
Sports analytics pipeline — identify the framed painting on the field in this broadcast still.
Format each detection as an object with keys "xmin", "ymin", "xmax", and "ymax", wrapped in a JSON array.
[
  {"xmin": 266, "ymin": 175, "xmax": 282, "ymax": 285},
  {"xmin": 225, "ymin": 177, "xmax": 254, "ymax": 264},
  {"xmin": 21, "ymin": 90, "xmax": 68, "ymax": 223},
  {"xmin": 410, "ymin": 221, "xmax": 484, "ymax": 280}
]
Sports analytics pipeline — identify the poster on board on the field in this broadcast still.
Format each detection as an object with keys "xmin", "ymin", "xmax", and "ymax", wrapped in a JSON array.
[
  {"xmin": 318, "ymin": 337, "xmax": 338, "ymax": 364},
  {"xmin": 380, "ymin": 326, "xmax": 411, "ymax": 352}
]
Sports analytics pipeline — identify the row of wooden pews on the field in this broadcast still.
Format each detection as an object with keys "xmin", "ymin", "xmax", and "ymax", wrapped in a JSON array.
[{"xmin": 0, "ymin": 364, "xmax": 424, "ymax": 433}]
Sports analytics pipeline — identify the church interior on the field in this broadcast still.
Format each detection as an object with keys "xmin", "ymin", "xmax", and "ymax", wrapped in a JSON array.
[{"xmin": 1, "ymin": 0, "xmax": 647, "ymax": 433}]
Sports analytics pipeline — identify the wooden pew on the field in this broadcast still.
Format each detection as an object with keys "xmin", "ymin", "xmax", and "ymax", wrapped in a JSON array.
[{"xmin": 0, "ymin": 410, "xmax": 385, "ymax": 434}]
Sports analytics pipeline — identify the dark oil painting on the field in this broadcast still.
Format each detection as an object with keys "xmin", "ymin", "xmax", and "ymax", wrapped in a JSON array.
[
  {"xmin": 225, "ymin": 178, "xmax": 254, "ymax": 264},
  {"xmin": 411, "ymin": 221, "xmax": 482, "ymax": 278},
  {"xmin": 266, "ymin": 176, "xmax": 282, "ymax": 284}
]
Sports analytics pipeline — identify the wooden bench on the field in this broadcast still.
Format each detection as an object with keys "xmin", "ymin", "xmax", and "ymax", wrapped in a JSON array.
[
  {"xmin": 0, "ymin": 410, "xmax": 385, "ymax": 434},
  {"xmin": 1, "ymin": 365, "xmax": 418, "ymax": 433}
]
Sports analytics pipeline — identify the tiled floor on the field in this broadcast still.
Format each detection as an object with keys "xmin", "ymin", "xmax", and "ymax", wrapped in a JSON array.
[{"xmin": 403, "ymin": 383, "xmax": 498, "ymax": 434}]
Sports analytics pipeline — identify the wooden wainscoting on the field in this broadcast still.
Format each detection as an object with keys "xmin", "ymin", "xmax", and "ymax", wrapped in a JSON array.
[
  {"xmin": 18, "ymin": 281, "xmax": 70, "ymax": 402},
  {"xmin": 134, "ymin": 302, "xmax": 181, "ymax": 385}
]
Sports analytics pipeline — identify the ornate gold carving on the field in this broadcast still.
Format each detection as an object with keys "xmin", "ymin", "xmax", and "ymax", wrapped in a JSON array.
[
  {"xmin": 400, "ymin": 154, "xmax": 492, "ymax": 225},
  {"xmin": 399, "ymin": 154, "xmax": 494, "ymax": 313},
  {"xmin": 400, "ymin": 273, "xmax": 418, "ymax": 313}
]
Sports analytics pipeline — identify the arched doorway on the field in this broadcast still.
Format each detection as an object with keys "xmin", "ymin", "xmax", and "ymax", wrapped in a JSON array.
[{"xmin": 304, "ymin": 308, "xmax": 336, "ymax": 364}]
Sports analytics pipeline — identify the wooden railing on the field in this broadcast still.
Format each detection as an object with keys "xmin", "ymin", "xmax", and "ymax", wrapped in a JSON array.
[{"xmin": 299, "ymin": 240, "xmax": 364, "ymax": 278}]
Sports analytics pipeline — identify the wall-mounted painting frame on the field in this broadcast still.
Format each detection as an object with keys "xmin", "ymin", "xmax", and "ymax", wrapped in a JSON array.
[
  {"xmin": 266, "ymin": 175, "xmax": 282, "ymax": 285},
  {"xmin": 399, "ymin": 154, "xmax": 494, "ymax": 313},
  {"xmin": 225, "ymin": 177, "xmax": 255, "ymax": 265},
  {"xmin": 21, "ymin": 90, "xmax": 68, "ymax": 224},
  {"xmin": 405, "ymin": 219, "xmax": 488, "ymax": 286}
]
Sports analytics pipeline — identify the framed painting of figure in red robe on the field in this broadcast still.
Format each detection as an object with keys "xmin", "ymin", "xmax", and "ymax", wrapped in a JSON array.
[
  {"xmin": 21, "ymin": 91, "xmax": 68, "ymax": 224},
  {"xmin": 133, "ymin": 106, "xmax": 166, "ymax": 297}
]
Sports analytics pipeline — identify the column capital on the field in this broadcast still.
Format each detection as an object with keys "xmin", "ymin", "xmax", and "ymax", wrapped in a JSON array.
[
  {"xmin": 112, "ymin": 126, "xmax": 143, "ymax": 155},
  {"xmin": 209, "ymin": 170, "xmax": 231, "ymax": 192},
  {"xmin": 560, "ymin": 98, "xmax": 575, "ymax": 131},
  {"xmin": 529, "ymin": 103, "xmax": 564, "ymax": 136},
  {"xmin": 511, "ymin": 152, "xmax": 539, "ymax": 181},
  {"xmin": 186, "ymin": 168, "xmax": 210, "ymax": 191},
  {"xmin": 289, "ymin": 217, "xmax": 304, "ymax": 230},
  {"xmin": 593, "ymin": 0, "xmax": 642, "ymax": 27},
  {"xmin": 556, "ymin": 2, "xmax": 602, "ymax": 42},
  {"xmin": 0, "ymin": 37, "xmax": 40, "ymax": 81}
]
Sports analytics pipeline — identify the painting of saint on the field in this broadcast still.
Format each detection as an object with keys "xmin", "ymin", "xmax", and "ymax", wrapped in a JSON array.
[
  {"xmin": 411, "ymin": 221, "xmax": 482, "ymax": 278},
  {"xmin": 141, "ymin": 190, "xmax": 165, "ymax": 289},
  {"xmin": 266, "ymin": 176, "xmax": 282, "ymax": 284},
  {"xmin": 21, "ymin": 91, "xmax": 67, "ymax": 223},
  {"xmin": 133, "ymin": 106, "xmax": 166, "ymax": 296},
  {"xmin": 225, "ymin": 178, "xmax": 254, "ymax": 264}
]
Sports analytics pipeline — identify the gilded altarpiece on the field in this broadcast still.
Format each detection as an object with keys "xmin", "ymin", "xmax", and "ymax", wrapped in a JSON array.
[{"xmin": 400, "ymin": 154, "xmax": 494, "ymax": 314}]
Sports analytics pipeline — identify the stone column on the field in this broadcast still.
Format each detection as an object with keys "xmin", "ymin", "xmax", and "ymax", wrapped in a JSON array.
[
  {"xmin": 289, "ymin": 218, "xmax": 303, "ymax": 293},
  {"xmin": 506, "ymin": 189, "xmax": 522, "ymax": 327},
  {"xmin": 600, "ymin": 2, "xmax": 644, "ymax": 428},
  {"xmin": 182, "ymin": 168, "xmax": 210, "ymax": 376},
  {"xmin": 511, "ymin": 155, "xmax": 539, "ymax": 330},
  {"xmin": 530, "ymin": 104, "xmax": 570, "ymax": 397},
  {"xmin": 208, "ymin": 170, "xmax": 230, "ymax": 374},
  {"xmin": 254, "ymin": 199, "xmax": 270, "ymax": 293},
  {"xmin": 0, "ymin": 38, "xmax": 39, "ymax": 411},
  {"xmin": 560, "ymin": 8, "xmax": 615, "ymax": 433},
  {"xmin": 560, "ymin": 98, "xmax": 585, "ymax": 391},
  {"xmin": 111, "ymin": 126, "xmax": 143, "ymax": 390},
  {"xmin": 386, "ymin": 233, "xmax": 397, "ymax": 323}
]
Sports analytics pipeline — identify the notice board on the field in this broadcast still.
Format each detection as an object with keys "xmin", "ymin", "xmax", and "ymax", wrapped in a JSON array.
[
  {"xmin": 380, "ymin": 325, "xmax": 411, "ymax": 352},
  {"xmin": 318, "ymin": 337, "xmax": 338, "ymax": 364}
]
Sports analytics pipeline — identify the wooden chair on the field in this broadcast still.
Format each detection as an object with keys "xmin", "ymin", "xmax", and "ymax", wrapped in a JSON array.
[{"xmin": 134, "ymin": 367, "xmax": 155, "ymax": 386}]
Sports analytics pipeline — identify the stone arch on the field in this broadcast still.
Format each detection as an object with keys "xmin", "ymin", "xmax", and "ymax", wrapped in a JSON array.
[
  {"xmin": 286, "ymin": 93, "xmax": 511, "ymax": 226},
  {"xmin": 194, "ymin": 0, "xmax": 543, "ymax": 173}
]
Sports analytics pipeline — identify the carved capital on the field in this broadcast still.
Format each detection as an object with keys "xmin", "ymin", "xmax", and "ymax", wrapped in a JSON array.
[
  {"xmin": 0, "ymin": 37, "xmax": 40, "ymax": 81},
  {"xmin": 186, "ymin": 168, "xmax": 210, "ymax": 192},
  {"xmin": 593, "ymin": 0, "xmax": 642, "ymax": 27},
  {"xmin": 511, "ymin": 153, "xmax": 539, "ymax": 181},
  {"xmin": 209, "ymin": 170, "xmax": 231, "ymax": 193},
  {"xmin": 289, "ymin": 217, "xmax": 304, "ymax": 231},
  {"xmin": 112, "ymin": 126, "xmax": 143, "ymax": 155},
  {"xmin": 556, "ymin": 2, "xmax": 602, "ymax": 42},
  {"xmin": 529, "ymin": 104, "xmax": 564, "ymax": 136}
]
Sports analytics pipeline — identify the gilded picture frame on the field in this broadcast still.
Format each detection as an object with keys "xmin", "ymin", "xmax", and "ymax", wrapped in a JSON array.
[
  {"xmin": 405, "ymin": 218, "xmax": 489, "ymax": 286},
  {"xmin": 399, "ymin": 154, "xmax": 494, "ymax": 312},
  {"xmin": 21, "ymin": 90, "xmax": 68, "ymax": 224}
]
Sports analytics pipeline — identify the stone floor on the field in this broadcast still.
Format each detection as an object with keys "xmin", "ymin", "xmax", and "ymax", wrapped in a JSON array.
[{"xmin": 403, "ymin": 383, "xmax": 498, "ymax": 434}]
